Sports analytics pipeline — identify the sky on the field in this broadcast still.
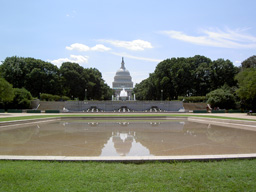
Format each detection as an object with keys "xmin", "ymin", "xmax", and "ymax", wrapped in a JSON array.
[{"xmin": 1, "ymin": 0, "xmax": 256, "ymax": 87}]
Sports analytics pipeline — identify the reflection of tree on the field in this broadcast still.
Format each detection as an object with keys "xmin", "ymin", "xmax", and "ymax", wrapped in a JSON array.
[
  {"xmin": 0, "ymin": 121, "xmax": 112, "ymax": 156},
  {"xmin": 206, "ymin": 125, "xmax": 256, "ymax": 150},
  {"xmin": 0, "ymin": 126, "xmax": 37, "ymax": 145}
]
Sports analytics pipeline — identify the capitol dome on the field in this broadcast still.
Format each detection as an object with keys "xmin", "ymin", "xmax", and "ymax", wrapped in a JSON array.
[{"xmin": 112, "ymin": 58, "xmax": 133, "ymax": 98}]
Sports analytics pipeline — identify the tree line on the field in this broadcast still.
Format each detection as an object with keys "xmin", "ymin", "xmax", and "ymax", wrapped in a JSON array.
[
  {"xmin": 0, "ymin": 56, "xmax": 112, "ymax": 108},
  {"xmin": 0, "ymin": 55, "xmax": 255, "ymax": 110},
  {"xmin": 133, "ymin": 55, "xmax": 256, "ymax": 110}
]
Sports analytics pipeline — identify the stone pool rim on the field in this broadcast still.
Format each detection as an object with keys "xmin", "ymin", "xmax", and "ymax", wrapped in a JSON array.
[{"xmin": 1, "ymin": 154, "xmax": 256, "ymax": 162}]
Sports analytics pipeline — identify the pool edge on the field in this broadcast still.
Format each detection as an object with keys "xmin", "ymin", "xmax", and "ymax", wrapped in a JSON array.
[{"xmin": 1, "ymin": 154, "xmax": 256, "ymax": 162}]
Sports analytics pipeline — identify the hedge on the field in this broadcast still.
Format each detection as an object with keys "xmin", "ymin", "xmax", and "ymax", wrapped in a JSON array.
[
  {"xmin": 40, "ymin": 93, "xmax": 70, "ymax": 101},
  {"xmin": 27, "ymin": 110, "xmax": 41, "ymax": 113},
  {"xmin": 178, "ymin": 96, "xmax": 207, "ymax": 103},
  {"xmin": 7, "ymin": 109, "xmax": 23, "ymax": 113},
  {"xmin": 193, "ymin": 110, "xmax": 208, "ymax": 113},
  {"xmin": 45, "ymin": 110, "xmax": 60, "ymax": 113}
]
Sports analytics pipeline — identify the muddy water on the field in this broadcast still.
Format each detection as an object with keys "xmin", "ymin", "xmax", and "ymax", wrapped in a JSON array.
[{"xmin": 1, "ymin": 119, "xmax": 256, "ymax": 156}]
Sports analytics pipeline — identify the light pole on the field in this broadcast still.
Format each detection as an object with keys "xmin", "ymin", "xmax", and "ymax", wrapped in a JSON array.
[
  {"xmin": 85, "ymin": 89, "xmax": 87, "ymax": 101},
  {"xmin": 161, "ymin": 89, "xmax": 163, "ymax": 101}
]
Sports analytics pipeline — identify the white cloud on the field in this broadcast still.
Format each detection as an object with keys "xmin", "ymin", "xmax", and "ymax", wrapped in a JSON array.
[
  {"xmin": 66, "ymin": 43, "xmax": 90, "ymax": 51},
  {"xmin": 50, "ymin": 55, "xmax": 89, "ymax": 67},
  {"xmin": 91, "ymin": 44, "xmax": 111, "ymax": 51},
  {"xmin": 162, "ymin": 28, "xmax": 256, "ymax": 48},
  {"xmin": 101, "ymin": 39, "xmax": 153, "ymax": 51},
  {"xmin": 66, "ymin": 43, "xmax": 111, "ymax": 52},
  {"xmin": 66, "ymin": 10, "xmax": 77, "ymax": 18},
  {"xmin": 234, "ymin": 60, "xmax": 241, "ymax": 66},
  {"xmin": 111, "ymin": 52, "xmax": 162, "ymax": 63}
]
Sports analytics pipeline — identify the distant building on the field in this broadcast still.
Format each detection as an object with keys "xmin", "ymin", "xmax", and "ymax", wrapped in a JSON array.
[{"xmin": 112, "ymin": 58, "xmax": 133, "ymax": 100}]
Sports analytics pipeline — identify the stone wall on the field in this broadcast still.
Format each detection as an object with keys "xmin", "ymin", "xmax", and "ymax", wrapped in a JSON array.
[{"xmin": 37, "ymin": 100, "xmax": 184, "ymax": 112}]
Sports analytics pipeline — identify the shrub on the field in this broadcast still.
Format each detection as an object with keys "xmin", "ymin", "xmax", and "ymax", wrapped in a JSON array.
[
  {"xmin": 40, "ymin": 93, "xmax": 70, "ymax": 101},
  {"xmin": 206, "ymin": 88, "xmax": 236, "ymax": 110},
  {"xmin": 6, "ymin": 88, "xmax": 33, "ymax": 109}
]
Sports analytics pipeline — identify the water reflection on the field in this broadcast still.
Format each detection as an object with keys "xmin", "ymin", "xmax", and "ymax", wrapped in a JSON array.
[{"xmin": 0, "ymin": 119, "xmax": 256, "ymax": 156}]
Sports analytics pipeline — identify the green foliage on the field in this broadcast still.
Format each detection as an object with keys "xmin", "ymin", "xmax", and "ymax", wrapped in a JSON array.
[
  {"xmin": 0, "ymin": 56, "xmax": 112, "ymax": 101},
  {"xmin": 0, "ymin": 77, "xmax": 14, "ymax": 103},
  {"xmin": 5, "ymin": 88, "xmax": 33, "ymax": 109},
  {"xmin": 235, "ymin": 68, "xmax": 256, "ymax": 110},
  {"xmin": 0, "ymin": 57, "xmax": 61, "ymax": 97},
  {"xmin": 241, "ymin": 55, "xmax": 256, "ymax": 69},
  {"xmin": 40, "ymin": 93, "xmax": 70, "ymax": 101},
  {"xmin": 206, "ymin": 86, "xmax": 236, "ymax": 109},
  {"xmin": 134, "ymin": 55, "xmax": 239, "ymax": 100}
]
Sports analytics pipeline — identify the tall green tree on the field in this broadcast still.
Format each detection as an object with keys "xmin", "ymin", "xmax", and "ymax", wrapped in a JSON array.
[
  {"xmin": 0, "ymin": 56, "xmax": 26, "ymax": 88},
  {"xmin": 85, "ymin": 68, "xmax": 111, "ymax": 100},
  {"xmin": 0, "ymin": 77, "xmax": 14, "ymax": 103},
  {"xmin": 188, "ymin": 55, "xmax": 212, "ymax": 96},
  {"xmin": 0, "ymin": 56, "xmax": 61, "ymax": 97},
  {"xmin": 133, "ymin": 74, "xmax": 157, "ymax": 100},
  {"xmin": 209, "ymin": 59, "xmax": 239, "ymax": 90},
  {"xmin": 235, "ymin": 68, "xmax": 256, "ymax": 110},
  {"xmin": 133, "ymin": 55, "xmax": 239, "ymax": 100},
  {"xmin": 5, "ymin": 88, "xmax": 33, "ymax": 109},
  {"xmin": 60, "ymin": 62, "xmax": 88, "ymax": 100},
  {"xmin": 241, "ymin": 55, "xmax": 256, "ymax": 69}
]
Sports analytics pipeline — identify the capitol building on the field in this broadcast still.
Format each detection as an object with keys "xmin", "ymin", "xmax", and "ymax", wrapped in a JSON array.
[{"xmin": 112, "ymin": 58, "xmax": 134, "ymax": 100}]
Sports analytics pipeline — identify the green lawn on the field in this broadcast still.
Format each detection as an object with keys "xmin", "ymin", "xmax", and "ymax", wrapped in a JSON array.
[{"xmin": 1, "ymin": 160, "xmax": 256, "ymax": 192}]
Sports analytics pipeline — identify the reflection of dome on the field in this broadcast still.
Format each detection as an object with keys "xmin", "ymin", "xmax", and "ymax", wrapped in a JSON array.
[{"xmin": 112, "ymin": 133, "xmax": 133, "ymax": 156}]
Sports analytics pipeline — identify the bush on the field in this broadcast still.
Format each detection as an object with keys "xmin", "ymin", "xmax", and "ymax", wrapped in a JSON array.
[
  {"xmin": 40, "ymin": 93, "xmax": 70, "ymax": 101},
  {"xmin": 206, "ymin": 87, "xmax": 236, "ymax": 110},
  {"xmin": 6, "ymin": 88, "xmax": 33, "ymax": 109}
]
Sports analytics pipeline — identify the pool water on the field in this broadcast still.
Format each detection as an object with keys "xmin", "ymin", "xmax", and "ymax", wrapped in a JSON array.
[{"xmin": 1, "ymin": 119, "xmax": 256, "ymax": 156}]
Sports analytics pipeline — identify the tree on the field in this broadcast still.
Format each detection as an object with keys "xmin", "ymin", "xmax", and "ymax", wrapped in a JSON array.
[
  {"xmin": 133, "ymin": 74, "xmax": 157, "ymax": 100},
  {"xmin": 133, "ymin": 55, "xmax": 239, "ymax": 100},
  {"xmin": 209, "ymin": 59, "xmax": 239, "ymax": 90},
  {"xmin": 0, "ymin": 77, "xmax": 14, "ymax": 103},
  {"xmin": 0, "ymin": 56, "xmax": 27, "ymax": 88},
  {"xmin": 241, "ymin": 55, "xmax": 256, "ymax": 69},
  {"xmin": 5, "ymin": 88, "xmax": 33, "ymax": 109},
  {"xmin": 85, "ymin": 68, "xmax": 112, "ymax": 100},
  {"xmin": 25, "ymin": 58, "xmax": 61, "ymax": 97},
  {"xmin": 206, "ymin": 86, "xmax": 236, "ymax": 109},
  {"xmin": 235, "ymin": 68, "xmax": 256, "ymax": 110},
  {"xmin": 60, "ymin": 62, "xmax": 88, "ymax": 100},
  {"xmin": 0, "ymin": 56, "xmax": 61, "ymax": 97}
]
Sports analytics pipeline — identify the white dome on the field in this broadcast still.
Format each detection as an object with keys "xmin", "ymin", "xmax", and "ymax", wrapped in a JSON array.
[{"xmin": 112, "ymin": 58, "xmax": 133, "ymax": 89}]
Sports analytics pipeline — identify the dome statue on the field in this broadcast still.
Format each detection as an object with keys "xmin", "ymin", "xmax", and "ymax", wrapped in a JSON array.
[{"xmin": 120, "ymin": 88, "xmax": 128, "ymax": 97}]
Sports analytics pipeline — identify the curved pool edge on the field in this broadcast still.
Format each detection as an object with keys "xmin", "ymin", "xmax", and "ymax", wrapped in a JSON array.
[{"xmin": 1, "ymin": 154, "xmax": 256, "ymax": 162}]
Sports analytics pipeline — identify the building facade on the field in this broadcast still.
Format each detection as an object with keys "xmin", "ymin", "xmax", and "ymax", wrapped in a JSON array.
[{"xmin": 112, "ymin": 58, "xmax": 133, "ymax": 99}]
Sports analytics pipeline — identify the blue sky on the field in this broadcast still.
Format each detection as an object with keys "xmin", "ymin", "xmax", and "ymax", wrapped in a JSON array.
[{"xmin": 1, "ymin": 0, "xmax": 256, "ymax": 87}]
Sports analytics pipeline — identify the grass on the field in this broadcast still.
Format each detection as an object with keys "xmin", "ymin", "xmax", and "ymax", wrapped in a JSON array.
[
  {"xmin": 0, "ymin": 113, "xmax": 255, "ymax": 122},
  {"xmin": 1, "ymin": 160, "xmax": 256, "ymax": 191}
]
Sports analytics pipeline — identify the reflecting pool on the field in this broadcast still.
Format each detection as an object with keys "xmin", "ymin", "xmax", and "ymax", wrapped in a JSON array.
[{"xmin": 1, "ymin": 118, "xmax": 256, "ymax": 156}]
